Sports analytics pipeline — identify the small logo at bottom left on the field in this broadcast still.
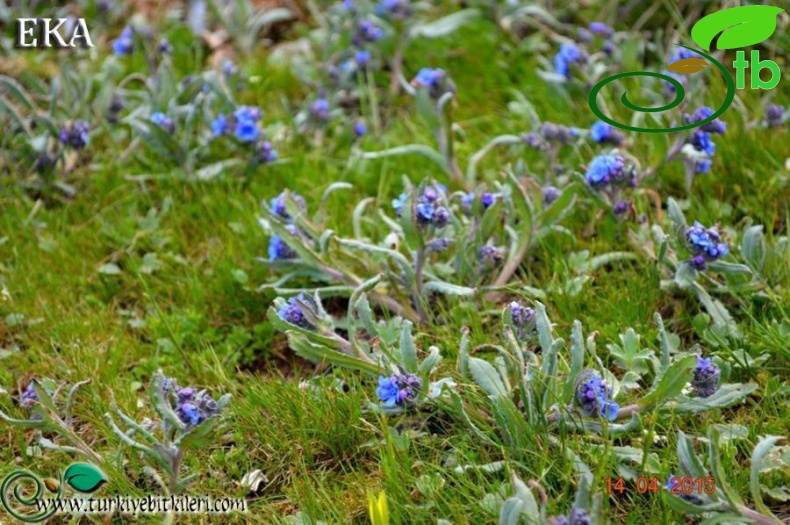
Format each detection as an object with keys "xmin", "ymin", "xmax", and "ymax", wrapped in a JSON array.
[{"xmin": 1, "ymin": 462, "xmax": 107, "ymax": 522}]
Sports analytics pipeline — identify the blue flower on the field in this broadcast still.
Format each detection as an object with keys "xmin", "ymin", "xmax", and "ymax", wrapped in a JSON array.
[
  {"xmin": 481, "ymin": 192, "xmax": 496, "ymax": 208},
  {"xmin": 277, "ymin": 294, "xmax": 313, "ymax": 329},
  {"xmin": 589, "ymin": 22, "xmax": 613, "ymax": 37},
  {"xmin": 377, "ymin": 0, "xmax": 411, "ymax": 19},
  {"xmin": 20, "ymin": 381, "xmax": 39, "ymax": 408},
  {"xmin": 555, "ymin": 508, "xmax": 592, "ymax": 525},
  {"xmin": 269, "ymin": 191, "xmax": 305, "ymax": 219},
  {"xmin": 234, "ymin": 106, "xmax": 262, "ymax": 123},
  {"xmin": 584, "ymin": 154, "xmax": 627, "ymax": 188},
  {"xmin": 461, "ymin": 192, "xmax": 475, "ymax": 216},
  {"xmin": 165, "ymin": 377, "xmax": 223, "ymax": 428},
  {"xmin": 353, "ymin": 120, "xmax": 366, "ymax": 137},
  {"xmin": 542, "ymin": 186, "xmax": 560, "ymax": 206},
  {"xmin": 411, "ymin": 68, "xmax": 454, "ymax": 98},
  {"xmin": 177, "ymin": 402, "xmax": 203, "ymax": 426},
  {"xmin": 258, "ymin": 141, "xmax": 278, "ymax": 163},
  {"xmin": 353, "ymin": 21, "xmax": 383, "ymax": 46},
  {"xmin": 268, "ymin": 231, "xmax": 297, "ymax": 261},
  {"xmin": 685, "ymin": 221, "xmax": 728, "ymax": 264},
  {"xmin": 157, "ymin": 38, "xmax": 173, "ymax": 54},
  {"xmin": 376, "ymin": 373, "xmax": 423, "ymax": 407},
  {"xmin": 522, "ymin": 132, "xmax": 544, "ymax": 149},
  {"xmin": 415, "ymin": 201, "xmax": 435, "ymax": 224},
  {"xmin": 234, "ymin": 118, "xmax": 260, "ymax": 142},
  {"xmin": 765, "ymin": 104, "xmax": 784, "ymax": 126},
  {"xmin": 222, "ymin": 60, "xmax": 238, "ymax": 77},
  {"xmin": 150, "ymin": 112, "xmax": 174, "ymax": 133},
  {"xmin": 376, "ymin": 376, "xmax": 400, "ymax": 407},
  {"xmin": 575, "ymin": 370, "xmax": 619, "ymax": 420},
  {"xmin": 113, "ymin": 26, "xmax": 134, "ymax": 55},
  {"xmin": 211, "ymin": 114, "xmax": 228, "ymax": 137},
  {"xmin": 392, "ymin": 193, "xmax": 407, "ymax": 217},
  {"xmin": 553, "ymin": 43, "xmax": 584, "ymax": 78},
  {"xmin": 309, "ymin": 98, "xmax": 330, "ymax": 122},
  {"xmin": 590, "ymin": 120, "xmax": 623, "ymax": 144},
  {"xmin": 695, "ymin": 159, "xmax": 712, "ymax": 174},
  {"xmin": 686, "ymin": 106, "xmax": 726, "ymax": 134},
  {"xmin": 692, "ymin": 356, "xmax": 720, "ymax": 398},
  {"xmin": 432, "ymin": 206, "xmax": 449, "ymax": 228},
  {"xmin": 689, "ymin": 130, "xmax": 715, "ymax": 155},
  {"xmin": 612, "ymin": 200, "xmax": 628, "ymax": 216},
  {"xmin": 355, "ymin": 49, "xmax": 371, "ymax": 68},
  {"xmin": 59, "ymin": 121, "xmax": 90, "ymax": 150}
]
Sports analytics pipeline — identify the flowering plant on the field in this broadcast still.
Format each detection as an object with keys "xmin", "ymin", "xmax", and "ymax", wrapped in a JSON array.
[{"xmin": 104, "ymin": 371, "xmax": 230, "ymax": 494}]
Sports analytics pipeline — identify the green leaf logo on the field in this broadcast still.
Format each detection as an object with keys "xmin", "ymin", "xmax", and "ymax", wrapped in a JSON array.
[
  {"xmin": 63, "ymin": 463, "xmax": 108, "ymax": 493},
  {"xmin": 691, "ymin": 6, "xmax": 784, "ymax": 51}
]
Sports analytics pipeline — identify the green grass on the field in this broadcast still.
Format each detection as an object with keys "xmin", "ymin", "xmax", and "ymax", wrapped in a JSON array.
[{"xmin": 1, "ymin": 2, "xmax": 789, "ymax": 524}]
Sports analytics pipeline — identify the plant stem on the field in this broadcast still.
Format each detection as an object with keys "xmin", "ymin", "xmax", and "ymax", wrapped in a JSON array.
[
  {"xmin": 735, "ymin": 504, "xmax": 782, "ymax": 525},
  {"xmin": 389, "ymin": 31, "xmax": 404, "ymax": 97},
  {"xmin": 413, "ymin": 246, "xmax": 427, "ymax": 324}
]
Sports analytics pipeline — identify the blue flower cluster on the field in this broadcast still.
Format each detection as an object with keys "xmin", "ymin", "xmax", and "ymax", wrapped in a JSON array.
[
  {"xmin": 765, "ymin": 104, "xmax": 784, "ymax": 127},
  {"xmin": 590, "ymin": 120, "xmax": 623, "ymax": 145},
  {"xmin": 267, "ymin": 191, "xmax": 306, "ymax": 261},
  {"xmin": 376, "ymin": 373, "xmax": 423, "ymax": 407},
  {"xmin": 685, "ymin": 221, "xmax": 728, "ymax": 270},
  {"xmin": 589, "ymin": 22, "xmax": 614, "ymax": 38},
  {"xmin": 377, "ymin": 0, "xmax": 412, "ymax": 20},
  {"xmin": 257, "ymin": 141, "xmax": 278, "ymax": 164},
  {"xmin": 460, "ymin": 191, "xmax": 496, "ymax": 216},
  {"xmin": 212, "ymin": 106, "xmax": 263, "ymax": 142},
  {"xmin": 411, "ymin": 68, "xmax": 455, "ymax": 99},
  {"xmin": 277, "ymin": 293, "xmax": 314, "ymax": 329},
  {"xmin": 19, "ymin": 381, "xmax": 47, "ymax": 421},
  {"xmin": 692, "ymin": 356, "xmax": 720, "ymax": 398},
  {"xmin": 521, "ymin": 132, "xmax": 546, "ymax": 150},
  {"xmin": 164, "ymin": 378, "xmax": 222, "ymax": 428},
  {"xmin": 555, "ymin": 508, "xmax": 592, "ymax": 525},
  {"xmin": 20, "ymin": 381, "xmax": 38, "ymax": 408},
  {"xmin": 541, "ymin": 122, "xmax": 580, "ymax": 144},
  {"xmin": 686, "ymin": 106, "xmax": 726, "ymax": 134},
  {"xmin": 425, "ymin": 237, "xmax": 451, "ymax": 253},
  {"xmin": 509, "ymin": 301, "xmax": 535, "ymax": 339},
  {"xmin": 353, "ymin": 21, "xmax": 383, "ymax": 47},
  {"xmin": 310, "ymin": 98, "xmax": 330, "ymax": 122},
  {"xmin": 584, "ymin": 154, "xmax": 630, "ymax": 188},
  {"xmin": 393, "ymin": 185, "xmax": 450, "ymax": 228},
  {"xmin": 113, "ymin": 26, "xmax": 134, "ymax": 55},
  {"xmin": 553, "ymin": 43, "xmax": 585, "ymax": 78},
  {"xmin": 59, "ymin": 120, "xmax": 90, "ymax": 150},
  {"xmin": 268, "ymin": 225, "xmax": 298, "ymax": 261},
  {"xmin": 684, "ymin": 107, "xmax": 726, "ymax": 174},
  {"xmin": 150, "ymin": 112, "xmax": 175, "ymax": 134},
  {"xmin": 575, "ymin": 370, "xmax": 618, "ymax": 420}
]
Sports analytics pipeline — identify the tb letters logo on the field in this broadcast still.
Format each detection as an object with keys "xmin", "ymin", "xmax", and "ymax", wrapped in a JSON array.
[{"xmin": 589, "ymin": 5, "xmax": 784, "ymax": 133}]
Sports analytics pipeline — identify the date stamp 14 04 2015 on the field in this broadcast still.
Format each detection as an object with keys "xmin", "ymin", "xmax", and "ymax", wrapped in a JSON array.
[{"xmin": 605, "ymin": 476, "xmax": 716, "ymax": 496}]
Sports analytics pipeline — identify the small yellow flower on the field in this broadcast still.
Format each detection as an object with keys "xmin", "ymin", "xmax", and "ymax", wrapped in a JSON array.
[{"xmin": 368, "ymin": 490, "xmax": 389, "ymax": 525}]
